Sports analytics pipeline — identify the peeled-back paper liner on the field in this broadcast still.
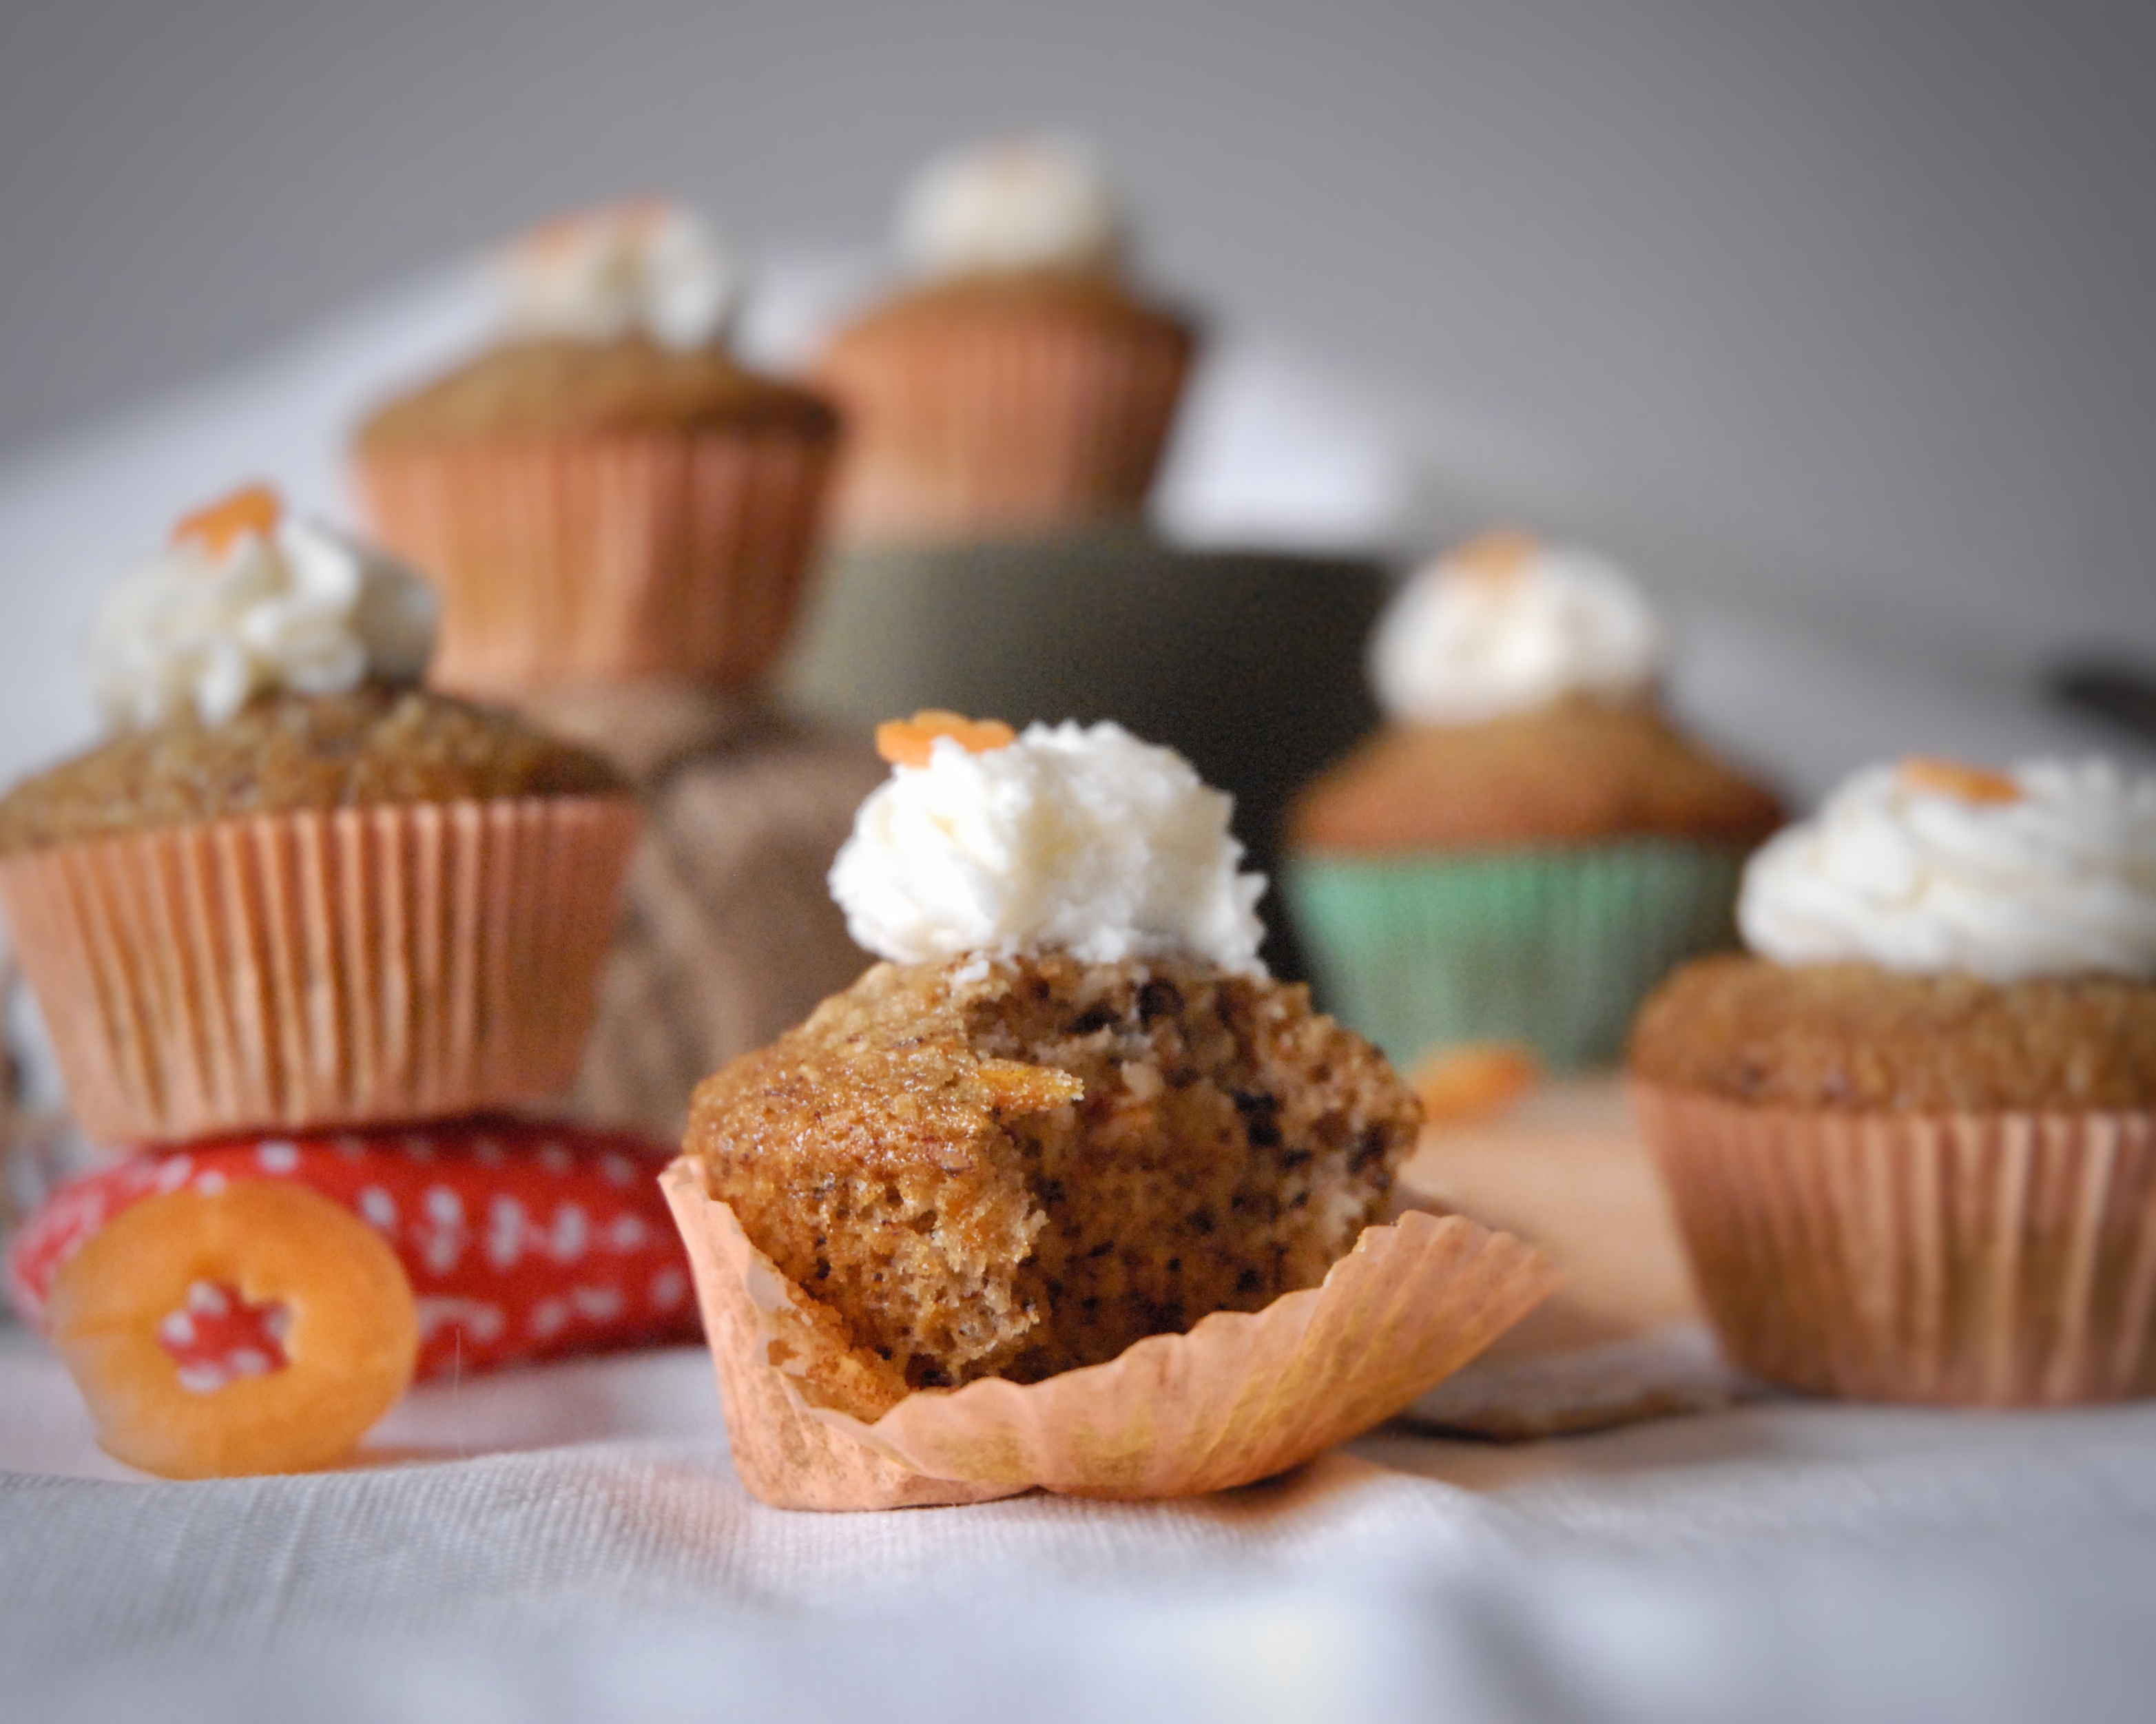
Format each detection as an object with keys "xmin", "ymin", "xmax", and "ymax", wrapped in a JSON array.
[
  {"xmin": 661, "ymin": 1156, "xmax": 1561, "ymax": 1510},
  {"xmin": 0, "ymin": 797, "xmax": 641, "ymax": 1145},
  {"xmin": 358, "ymin": 427, "xmax": 835, "ymax": 700},
  {"xmin": 817, "ymin": 310, "xmax": 1193, "ymax": 548},
  {"xmin": 1632, "ymin": 1083, "xmax": 2156, "ymax": 1406},
  {"xmin": 1285, "ymin": 840, "xmax": 1746, "ymax": 1072}
]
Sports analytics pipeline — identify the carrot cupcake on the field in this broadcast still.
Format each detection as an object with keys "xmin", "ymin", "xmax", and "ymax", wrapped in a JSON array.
[
  {"xmin": 1630, "ymin": 755, "xmax": 2156, "ymax": 1404},
  {"xmin": 1285, "ymin": 532, "xmax": 1782, "ymax": 1072},
  {"xmin": 0, "ymin": 486, "xmax": 640, "ymax": 1144},
  {"xmin": 663, "ymin": 712, "xmax": 1557, "ymax": 1508},
  {"xmin": 811, "ymin": 138, "xmax": 1197, "ymax": 547},
  {"xmin": 355, "ymin": 200, "xmax": 840, "ymax": 698}
]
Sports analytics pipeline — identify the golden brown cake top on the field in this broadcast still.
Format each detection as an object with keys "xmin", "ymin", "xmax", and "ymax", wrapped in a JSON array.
[
  {"xmin": 820, "ymin": 269, "xmax": 1196, "ymax": 359},
  {"xmin": 685, "ymin": 948, "xmax": 1418, "ymax": 1409},
  {"xmin": 1289, "ymin": 698, "xmax": 1784, "ymax": 853},
  {"xmin": 1628, "ymin": 953, "xmax": 2156, "ymax": 1112},
  {"xmin": 0, "ymin": 682, "xmax": 625, "ymax": 855},
  {"xmin": 355, "ymin": 337, "xmax": 840, "ymax": 448}
]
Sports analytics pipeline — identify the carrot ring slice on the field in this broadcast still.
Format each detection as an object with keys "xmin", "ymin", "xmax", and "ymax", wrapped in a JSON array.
[{"xmin": 45, "ymin": 1181, "xmax": 418, "ymax": 1479}]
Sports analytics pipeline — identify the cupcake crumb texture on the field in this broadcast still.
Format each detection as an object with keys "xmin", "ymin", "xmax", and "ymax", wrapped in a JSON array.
[
  {"xmin": 1630, "ymin": 953, "xmax": 2156, "ymax": 1112},
  {"xmin": 0, "ymin": 683, "xmax": 623, "ymax": 855},
  {"xmin": 686, "ymin": 949, "xmax": 1418, "ymax": 1413}
]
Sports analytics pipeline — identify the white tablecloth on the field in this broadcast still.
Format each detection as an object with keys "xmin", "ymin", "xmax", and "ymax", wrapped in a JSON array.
[
  {"xmin": 2, "ymin": 258, "xmax": 2151, "ymax": 1724},
  {"xmin": 6, "ymin": 1326, "xmax": 2155, "ymax": 1724}
]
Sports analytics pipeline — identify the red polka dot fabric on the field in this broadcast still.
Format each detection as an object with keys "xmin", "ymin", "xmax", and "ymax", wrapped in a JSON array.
[{"xmin": 10, "ymin": 1120, "xmax": 701, "ymax": 1380}]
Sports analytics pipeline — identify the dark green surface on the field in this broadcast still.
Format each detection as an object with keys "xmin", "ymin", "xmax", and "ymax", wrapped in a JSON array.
[{"xmin": 781, "ymin": 526, "xmax": 1390, "ymax": 980}]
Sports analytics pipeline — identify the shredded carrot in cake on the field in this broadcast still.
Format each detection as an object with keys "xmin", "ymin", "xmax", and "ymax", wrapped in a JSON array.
[
  {"xmin": 876, "ymin": 711, "xmax": 1018, "ymax": 768},
  {"xmin": 1444, "ymin": 528, "xmax": 1541, "ymax": 584},
  {"xmin": 173, "ymin": 484, "xmax": 282, "ymax": 556},
  {"xmin": 972, "ymin": 1059, "xmax": 1085, "ymax": 1115},
  {"xmin": 1409, "ymin": 1042, "xmax": 1540, "ymax": 1125},
  {"xmin": 1900, "ymin": 757, "xmax": 2021, "ymax": 804}
]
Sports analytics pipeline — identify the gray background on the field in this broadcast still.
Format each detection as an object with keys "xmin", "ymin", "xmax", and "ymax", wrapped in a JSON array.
[{"xmin": 1, "ymin": 0, "xmax": 2151, "ymax": 677}]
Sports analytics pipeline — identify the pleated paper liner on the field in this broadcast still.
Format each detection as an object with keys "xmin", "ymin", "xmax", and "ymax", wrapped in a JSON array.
[
  {"xmin": 661, "ymin": 1157, "xmax": 1560, "ymax": 1510},
  {"xmin": 1632, "ymin": 1083, "xmax": 2156, "ymax": 1405},
  {"xmin": 815, "ymin": 304, "xmax": 1194, "ymax": 548},
  {"xmin": 357, "ymin": 425, "xmax": 836, "ymax": 700},
  {"xmin": 1284, "ymin": 839, "xmax": 1746, "ymax": 1073},
  {"xmin": 0, "ymin": 796, "xmax": 641, "ymax": 1145}
]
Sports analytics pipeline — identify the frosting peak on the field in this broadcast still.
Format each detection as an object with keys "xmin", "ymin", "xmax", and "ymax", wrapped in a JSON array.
[
  {"xmin": 1368, "ymin": 533, "xmax": 1666, "ymax": 726},
  {"xmin": 87, "ymin": 487, "xmax": 438, "ymax": 730},
  {"xmin": 504, "ymin": 200, "xmax": 736, "ymax": 351},
  {"xmin": 1740, "ymin": 757, "xmax": 2156, "ymax": 982},
  {"xmin": 829, "ymin": 718, "xmax": 1267, "ymax": 971},
  {"xmin": 896, "ymin": 136, "xmax": 1122, "ymax": 278}
]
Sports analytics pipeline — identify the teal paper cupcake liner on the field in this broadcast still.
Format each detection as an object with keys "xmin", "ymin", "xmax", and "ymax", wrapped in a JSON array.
[{"xmin": 1283, "ymin": 840, "xmax": 1748, "ymax": 1073}]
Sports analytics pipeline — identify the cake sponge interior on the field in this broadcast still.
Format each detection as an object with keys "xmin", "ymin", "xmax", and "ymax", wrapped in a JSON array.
[{"xmin": 685, "ymin": 949, "xmax": 1420, "ymax": 1415}]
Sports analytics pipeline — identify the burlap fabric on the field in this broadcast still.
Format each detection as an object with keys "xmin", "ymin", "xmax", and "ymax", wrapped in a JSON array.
[{"xmin": 527, "ymin": 682, "xmax": 882, "ymax": 1140}]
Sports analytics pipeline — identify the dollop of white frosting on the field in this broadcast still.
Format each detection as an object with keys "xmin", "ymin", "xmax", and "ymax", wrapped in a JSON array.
[
  {"xmin": 829, "ymin": 720, "xmax": 1267, "ymax": 971},
  {"xmin": 1369, "ymin": 535, "xmax": 1667, "ymax": 725},
  {"xmin": 1740, "ymin": 758, "xmax": 2156, "ymax": 982},
  {"xmin": 896, "ymin": 136, "xmax": 1121, "ymax": 278},
  {"xmin": 87, "ymin": 510, "xmax": 437, "ymax": 729},
  {"xmin": 504, "ymin": 201, "xmax": 736, "ymax": 350}
]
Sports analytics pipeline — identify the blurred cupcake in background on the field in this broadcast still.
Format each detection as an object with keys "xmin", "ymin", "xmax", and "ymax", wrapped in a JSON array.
[
  {"xmin": 1630, "ymin": 755, "xmax": 2156, "ymax": 1404},
  {"xmin": 354, "ymin": 200, "xmax": 840, "ymax": 700},
  {"xmin": 0, "ymin": 486, "xmax": 639, "ymax": 1144},
  {"xmin": 811, "ymin": 136, "xmax": 1197, "ymax": 548},
  {"xmin": 1284, "ymin": 530, "xmax": 1782, "ymax": 1072}
]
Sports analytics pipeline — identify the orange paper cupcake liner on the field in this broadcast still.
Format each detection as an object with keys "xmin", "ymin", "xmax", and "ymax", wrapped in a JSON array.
[
  {"xmin": 661, "ymin": 1157, "xmax": 1559, "ymax": 1510},
  {"xmin": 0, "ymin": 797, "xmax": 641, "ymax": 1145},
  {"xmin": 818, "ymin": 313, "xmax": 1193, "ymax": 547},
  {"xmin": 358, "ymin": 427, "xmax": 835, "ymax": 700},
  {"xmin": 1632, "ymin": 1083, "xmax": 2156, "ymax": 1405}
]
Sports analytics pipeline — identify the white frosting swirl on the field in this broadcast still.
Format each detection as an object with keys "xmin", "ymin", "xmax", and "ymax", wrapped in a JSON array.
[
  {"xmin": 1740, "ymin": 758, "xmax": 2156, "ymax": 982},
  {"xmin": 1369, "ymin": 534, "xmax": 1667, "ymax": 725},
  {"xmin": 829, "ymin": 720, "xmax": 1266, "ymax": 970},
  {"xmin": 896, "ymin": 137, "xmax": 1121, "ymax": 278},
  {"xmin": 87, "ymin": 503, "xmax": 437, "ymax": 729},
  {"xmin": 504, "ymin": 201, "xmax": 736, "ymax": 350}
]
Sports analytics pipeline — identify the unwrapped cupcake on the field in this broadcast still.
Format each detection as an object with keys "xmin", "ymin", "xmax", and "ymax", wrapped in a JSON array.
[
  {"xmin": 811, "ymin": 138, "xmax": 1197, "ymax": 547},
  {"xmin": 1285, "ymin": 532, "xmax": 1783, "ymax": 1071},
  {"xmin": 662, "ymin": 711, "xmax": 1557, "ymax": 1508},
  {"xmin": 1630, "ymin": 755, "xmax": 2156, "ymax": 1404},
  {"xmin": 0, "ymin": 486, "xmax": 641, "ymax": 1143},
  {"xmin": 355, "ymin": 201, "xmax": 840, "ymax": 698}
]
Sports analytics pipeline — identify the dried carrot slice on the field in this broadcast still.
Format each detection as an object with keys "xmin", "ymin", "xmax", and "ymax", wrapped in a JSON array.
[
  {"xmin": 1444, "ymin": 528, "xmax": 1541, "ymax": 583},
  {"xmin": 876, "ymin": 710, "xmax": 1017, "ymax": 768},
  {"xmin": 1900, "ymin": 757, "xmax": 2021, "ymax": 804},
  {"xmin": 173, "ymin": 484, "xmax": 282, "ymax": 556},
  {"xmin": 45, "ymin": 1181, "xmax": 417, "ymax": 1479},
  {"xmin": 1409, "ymin": 1043, "xmax": 1541, "ymax": 1126}
]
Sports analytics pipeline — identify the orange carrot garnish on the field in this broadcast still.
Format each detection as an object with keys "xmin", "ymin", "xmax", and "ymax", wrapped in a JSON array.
[
  {"xmin": 1444, "ymin": 528, "xmax": 1541, "ymax": 583},
  {"xmin": 173, "ymin": 484, "xmax": 282, "ymax": 557},
  {"xmin": 876, "ymin": 710, "xmax": 1018, "ymax": 769},
  {"xmin": 1409, "ymin": 1042, "xmax": 1541, "ymax": 1126},
  {"xmin": 1900, "ymin": 757, "xmax": 2021, "ymax": 804}
]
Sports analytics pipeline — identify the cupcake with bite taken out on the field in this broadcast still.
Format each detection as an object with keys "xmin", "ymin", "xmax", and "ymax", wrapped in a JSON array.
[
  {"xmin": 355, "ymin": 200, "xmax": 840, "ymax": 698},
  {"xmin": 811, "ymin": 138, "xmax": 1197, "ymax": 548},
  {"xmin": 1285, "ymin": 531, "xmax": 1783, "ymax": 1073},
  {"xmin": 662, "ymin": 711, "xmax": 1558, "ymax": 1509},
  {"xmin": 0, "ymin": 485, "xmax": 640, "ymax": 1145},
  {"xmin": 1630, "ymin": 755, "xmax": 2156, "ymax": 1404}
]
